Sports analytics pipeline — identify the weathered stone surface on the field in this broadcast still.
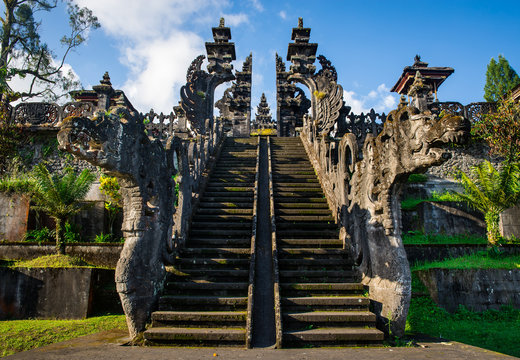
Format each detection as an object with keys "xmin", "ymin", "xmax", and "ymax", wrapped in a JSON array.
[
  {"xmin": 281, "ymin": 20, "xmax": 471, "ymax": 336},
  {"xmin": 0, "ymin": 267, "xmax": 119, "ymax": 319},
  {"xmin": 402, "ymin": 201, "xmax": 485, "ymax": 237},
  {"xmin": 500, "ymin": 205, "xmax": 520, "ymax": 239},
  {"xmin": 0, "ymin": 193, "xmax": 30, "ymax": 242},
  {"xmin": 58, "ymin": 80, "xmax": 176, "ymax": 338},
  {"xmin": 416, "ymin": 268, "xmax": 520, "ymax": 312}
]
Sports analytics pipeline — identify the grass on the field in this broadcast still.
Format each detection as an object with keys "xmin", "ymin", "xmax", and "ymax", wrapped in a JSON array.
[
  {"xmin": 0, "ymin": 175, "xmax": 35, "ymax": 194},
  {"xmin": 401, "ymin": 191, "xmax": 461, "ymax": 210},
  {"xmin": 412, "ymin": 251, "xmax": 520, "ymax": 270},
  {"xmin": 403, "ymin": 232, "xmax": 487, "ymax": 245},
  {"xmin": 407, "ymin": 274, "xmax": 520, "ymax": 357},
  {"xmin": 0, "ymin": 315, "xmax": 127, "ymax": 357}
]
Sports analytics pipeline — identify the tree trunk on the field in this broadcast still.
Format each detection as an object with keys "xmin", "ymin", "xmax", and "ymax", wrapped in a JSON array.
[
  {"xmin": 485, "ymin": 210, "xmax": 501, "ymax": 246},
  {"xmin": 55, "ymin": 217, "xmax": 65, "ymax": 255}
]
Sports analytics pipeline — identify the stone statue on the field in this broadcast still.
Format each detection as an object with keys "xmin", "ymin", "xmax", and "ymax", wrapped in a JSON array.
[
  {"xmin": 346, "ymin": 104, "xmax": 470, "ymax": 335},
  {"xmin": 57, "ymin": 83, "xmax": 178, "ymax": 339}
]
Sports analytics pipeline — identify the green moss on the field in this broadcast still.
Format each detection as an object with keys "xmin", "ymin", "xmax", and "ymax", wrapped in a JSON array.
[
  {"xmin": 9, "ymin": 255, "xmax": 93, "ymax": 268},
  {"xmin": 407, "ymin": 173, "xmax": 428, "ymax": 183},
  {"xmin": 403, "ymin": 232, "xmax": 487, "ymax": 245}
]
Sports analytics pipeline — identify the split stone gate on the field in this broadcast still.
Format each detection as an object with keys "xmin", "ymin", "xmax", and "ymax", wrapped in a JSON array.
[{"xmin": 10, "ymin": 18, "xmax": 483, "ymax": 347}]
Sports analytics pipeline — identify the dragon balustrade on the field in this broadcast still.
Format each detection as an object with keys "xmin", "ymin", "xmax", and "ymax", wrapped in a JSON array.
[
  {"xmin": 282, "ymin": 19, "xmax": 471, "ymax": 336},
  {"xmin": 8, "ymin": 19, "xmax": 238, "ymax": 339}
]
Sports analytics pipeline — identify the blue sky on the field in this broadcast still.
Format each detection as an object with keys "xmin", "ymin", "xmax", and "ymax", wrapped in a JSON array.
[{"xmin": 10, "ymin": 0, "xmax": 520, "ymax": 115}]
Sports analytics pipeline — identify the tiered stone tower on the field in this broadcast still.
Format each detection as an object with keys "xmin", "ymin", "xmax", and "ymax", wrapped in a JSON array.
[{"xmin": 252, "ymin": 93, "xmax": 275, "ymax": 130}]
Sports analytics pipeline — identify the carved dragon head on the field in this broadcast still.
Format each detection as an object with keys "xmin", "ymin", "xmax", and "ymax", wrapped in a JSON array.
[
  {"xmin": 383, "ymin": 106, "xmax": 470, "ymax": 172},
  {"xmin": 57, "ymin": 105, "xmax": 144, "ymax": 176}
]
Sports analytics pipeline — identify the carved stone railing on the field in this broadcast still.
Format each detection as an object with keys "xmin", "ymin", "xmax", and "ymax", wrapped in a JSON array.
[{"xmin": 11, "ymin": 101, "xmax": 95, "ymax": 127}]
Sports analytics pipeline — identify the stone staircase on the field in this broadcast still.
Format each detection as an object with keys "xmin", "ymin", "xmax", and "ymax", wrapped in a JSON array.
[
  {"xmin": 144, "ymin": 137, "xmax": 258, "ymax": 346},
  {"xmin": 270, "ymin": 137, "xmax": 384, "ymax": 347}
]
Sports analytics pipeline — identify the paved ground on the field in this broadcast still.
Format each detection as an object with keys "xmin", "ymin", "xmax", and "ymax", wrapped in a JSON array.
[{"xmin": 5, "ymin": 330, "xmax": 518, "ymax": 360}]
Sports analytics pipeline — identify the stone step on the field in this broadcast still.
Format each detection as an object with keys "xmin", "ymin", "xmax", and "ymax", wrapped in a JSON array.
[
  {"xmin": 282, "ymin": 328, "xmax": 384, "ymax": 345},
  {"xmin": 283, "ymin": 311, "xmax": 376, "ymax": 325},
  {"xmin": 274, "ymin": 182, "xmax": 322, "ymax": 188},
  {"xmin": 180, "ymin": 248, "xmax": 251, "ymax": 256},
  {"xmin": 176, "ymin": 258, "xmax": 250, "ymax": 267},
  {"xmin": 188, "ymin": 238, "xmax": 251, "ymax": 247},
  {"xmin": 274, "ymin": 191, "xmax": 327, "ymax": 198},
  {"xmin": 278, "ymin": 258, "xmax": 352, "ymax": 268},
  {"xmin": 279, "ymin": 248, "xmax": 346, "ymax": 257},
  {"xmin": 277, "ymin": 238, "xmax": 342, "ymax": 247},
  {"xmin": 165, "ymin": 281, "xmax": 249, "ymax": 291},
  {"xmin": 273, "ymin": 197, "xmax": 327, "ymax": 203},
  {"xmin": 275, "ymin": 202, "xmax": 329, "ymax": 209},
  {"xmin": 201, "ymin": 196, "xmax": 254, "ymax": 203},
  {"xmin": 202, "ymin": 191, "xmax": 253, "ymax": 198},
  {"xmin": 191, "ymin": 222, "xmax": 252, "ymax": 230},
  {"xmin": 275, "ymin": 209, "xmax": 332, "ymax": 215},
  {"xmin": 190, "ymin": 229, "xmax": 251, "ymax": 236},
  {"xmin": 281, "ymin": 283, "xmax": 364, "ymax": 292},
  {"xmin": 151, "ymin": 311, "xmax": 247, "ymax": 327},
  {"xmin": 144, "ymin": 327, "xmax": 246, "ymax": 345},
  {"xmin": 167, "ymin": 268, "xmax": 249, "ymax": 279},
  {"xmin": 197, "ymin": 208, "xmax": 253, "ymax": 215},
  {"xmin": 276, "ymin": 216, "xmax": 336, "ymax": 223},
  {"xmin": 159, "ymin": 296, "xmax": 248, "ymax": 310},
  {"xmin": 282, "ymin": 296, "xmax": 369, "ymax": 309},
  {"xmin": 193, "ymin": 214, "xmax": 253, "ymax": 221},
  {"xmin": 277, "ymin": 229, "xmax": 339, "ymax": 238},
  {"xmin": 206, "ymin": 182, "xmax": 256, "ymax": 188},
  {"xmin": 198, "ymin": 202, "xmax": 253, "ymax": 208},
  {"xmin": 279, "ymin": 270, "xmax": 359, "ymax": 281}
]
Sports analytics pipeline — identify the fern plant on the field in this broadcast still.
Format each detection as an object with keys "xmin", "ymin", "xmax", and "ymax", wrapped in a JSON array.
[
  {"xmin": 31, "ymin": 164, "xmax": 95, "ymax": 254},
  {"xmin": 451, "ymin": 161, "xmax": 520, "ymax": 245}
]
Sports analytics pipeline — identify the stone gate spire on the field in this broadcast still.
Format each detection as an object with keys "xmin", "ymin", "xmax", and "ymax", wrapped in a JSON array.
[{"xmin": 253, "ymin": 93, "xmax": 274, "ymax": 130}]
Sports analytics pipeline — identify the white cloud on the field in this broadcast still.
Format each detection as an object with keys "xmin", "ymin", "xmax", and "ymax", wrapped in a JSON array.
[
  {"xmin": 343, "ymin": 84, "xmax": 397, "ymax": 114},
  {"xmin": 221, "ymin": 13, "xmax": 249, "ymax": 27},
  {"xmin": 279, "ymin": 10, "xmax": 287, "ymax": 20},
  {"xmin": 72, "ymin": 0, "xmax": 249, "ymax": 112},
  {"xmin": 249, "ymin": 0, "xmax": 264, "ymax": 12}
]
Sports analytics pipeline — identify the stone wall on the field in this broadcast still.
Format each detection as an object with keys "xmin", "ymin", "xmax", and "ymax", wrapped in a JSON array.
[
  {"xmin": 416, "ymin": 268, "xmax": 520, "ymax": 312},
  {"xmin": 426, "ymin": 141, "xmax": 501, "ymax": 179},
  {"xmin": 405, "ymin": 244, "xmax": 520, "ymax": 264},
  {"xmin": 0, "ymin": 267, "xmax": 121, "ymax": 319},
  {"xmin": 0, "ymin": 193, "xmax": 30, "ymax": 242}
]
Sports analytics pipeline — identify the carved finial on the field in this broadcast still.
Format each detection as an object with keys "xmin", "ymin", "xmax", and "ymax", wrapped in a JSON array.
[
  {"xmin": 398, "ymin": 95, "xmax": 408, "ymax": 109},
  {"xmin": 298, "ymin": 17, "xmax": 303, "ymax": 28},
  {"xmin": 100, "ymin": 72, "xmax": 112, "ymax": 86},
  {"xmin": 414, "ymin": 54, "xmax": 421, "ymax": 63},
  {"xmin": 219, "ymin": 17, "xmax": 225, "ymax": 27}
]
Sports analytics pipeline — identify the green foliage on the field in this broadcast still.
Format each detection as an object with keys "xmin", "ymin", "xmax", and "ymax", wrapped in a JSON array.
[
  {"xmin": 451, "ymin": 161, "xmax": 520, "ymax": 245},
  {"xmin": 401, "ymin": 191, "xmax": 460, "ymax": 210},
  {"xmin": 0, "ymin": 106, "xmax": 22, "ymax": 174},
  {"xmin": 63, "ymin": 221, "xmax": 81, "ymax": 243},
  {"xmin": 412, "ymin": 251, "xmax": 520, "ymax": 270},
  {"xmin": 0, "ymin": 1, "xmax": 100, "ymax": 104},
  {"xmin": 484, "ymin": 55, "xmax": 520, "ymax": 102},
  {"xmin": 31, "ymin": 164, "xmax": 95, "ymax": 254},
  {"xmin": 99, "ymin": 175, "xmax": 122, "ymax": 239},
  {"xmin": 403, "ymin": 232, "xmax": 487, "ymax": 245},
  {"xmin": 473, "ymin": 96, "xmax": 520, "ymax": 164},
  {"xmin": 407, "ymin": 173, "xmax": 428, "ymax": 183},
  {"xmin": 406, "ymin": 295, "xmax": 520, "ymax": 357},
  {"xmin": 0, "ymin": 174, "xmax": 34, "ymax": 194},
  {"xmin": 94, "ymin": 232, "xmax": 111, "ymax": 243},
  {"xmin": 0, "ymin": 315, "xmax": 127, "ymax": 357},
  {"xmin": 23, "ymin": 227, "xmax": 54, "ymax": 244}
]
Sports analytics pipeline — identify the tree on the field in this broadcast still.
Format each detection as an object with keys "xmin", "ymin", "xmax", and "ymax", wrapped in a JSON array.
[
  {"xmin": 99, "ymin": 175, "xmax": 122, "ymax": 241},
  {"xmin": 473, "ymin": 96, "xmax": 520, "ymax": 165},
  {"xmin": 484, "ymin": 55, "xmax": 520, "ymax": 102},
  {"xmin": 0, "ymin": 0, "xmax": 100, "ymax": 105},
  {"xmin": 451, "ymin": 161, "xmax": 520, "ymax": 245},
  {"xmin": 31, "ymin": 163, "xmax": 95, "ymax": 254}
]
